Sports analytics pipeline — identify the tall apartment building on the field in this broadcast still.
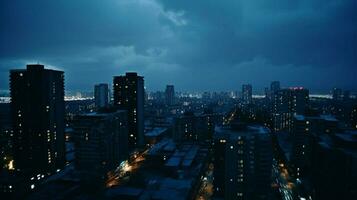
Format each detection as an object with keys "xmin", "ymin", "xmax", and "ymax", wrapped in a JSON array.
[
  {"xmin": 312, "ymin": 131, "xmax": 357, "ymax": 200},
  {"xmin": 172, "ymin": 112, "xmax": 219, "ymax": 143},
  {"xmin": 72, "ymin": 110, "xmax": 128, "ymax": 183},
  {"xmin": 242, "ymin": 84, "xmax": 252, "ymax": 105},
  {"xmin": 10, "ymin": 64, "xmax": 65, "ymax": 175},
  {"xmin": 113, "ymin": 72, "xmax": 144, "ymax": 149},
  {"xmin": 291, "ymin": 114, "xmax": 338, "ymax": 177},
  {"xmin": 165, "ymin": 85, "xmax": 175, "ymax": 106},
  {"xmin": 213, "ymin": 123, "xmax": 273, "ymax": 200},
  {"xmin": 272, "ymin": 87, "xmax": 309, "ymax": 132},
  {"xmin": 94, "ymin": 83, "xmax": 109, "ymax": 108}
]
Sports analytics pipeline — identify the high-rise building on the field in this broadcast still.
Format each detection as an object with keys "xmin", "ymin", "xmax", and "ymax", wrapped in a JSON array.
[
  {"xmin": 0, "ymin": 103, "xmax": 12, "ymax": 170},
  {"xmin": 352, "ymin": 106, "xmax": 357, "ymax": 129},
  {"xmin": 10, "ymin": 64, "xmax": 65, "ymax": 176},
  {"xmin": 270, "ymin": 81, "xmax": 280, "ymax": 95},
  {"xmin": 165, "ymin": 85, "xmax": 175, "ymax": 106},
  {"xmin": 213, "ymin": 124, "xmax": 273, "ymax": 200},
  {"xmin": 72, "ymin": 110, "xmax": 128, "ymax": 183},
  {"xmin": 264, "ymin": 87, "xmax": 270, "ymax": 99},
  {"xmin": 291, "ymin": 115, "xmax": 338, "ymax": 178},
  {"xmin": 272, "ymin": 87, "xmax": 309, "ymax": 132},
  {"xmin": 267, "ymin": 81, "xmax": 281, "ymax": 101},
  {"xmin": 202, "ymin": 92, "xmax": 211, "ymax": 101},
  {"xmin": 113, "ymin": 72, "xmax": 144, "ymax": 149},
  {"xmin": 242, "ymin": 84, "xmax": 252, "ymax": 105},
  {"xmin": 312, "ymin": 130, "xmax": 357, "ymax": 199},
  {"xmin": 343, "ymin": 90, "xmax": 350, "ymax": 101},
  {"xmin": 172, "ymin": 111, "xmax": 218, "ymax": 143},
  {"xmin": 94, "ymin": 83, "xmax": 109, "ymax": 108},
  {"xmin": 332, "ymin": 88, "xmax": 342, "ymax": 101}
]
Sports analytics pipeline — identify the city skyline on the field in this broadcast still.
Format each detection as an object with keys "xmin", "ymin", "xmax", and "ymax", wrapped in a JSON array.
[
  {"xmin": 1, "ymin": 66, "xmax": 356, "ymax": 199},
  {"xmin": 1, "ymin": 0, "xmax": 356, "ymax": 92},
  {"xmin": 1, "ymin": 1, "xmax": 357, "ymax": 199}
]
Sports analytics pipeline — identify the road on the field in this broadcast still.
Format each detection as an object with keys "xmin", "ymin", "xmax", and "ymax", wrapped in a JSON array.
[
  {"xmin": 272, "ymin": 159, "xmax": 296, "ymax": 200},
  {"xmin": 106, "ymin": 149, "xmax": 148, "ymax": 187},
  {"xmin": 223, "ymin": 108, "xmax": 237, "ymax": 125},
  {"xmin": 195, "ymin": 163, "xmax": 214, "ymax": 200}
]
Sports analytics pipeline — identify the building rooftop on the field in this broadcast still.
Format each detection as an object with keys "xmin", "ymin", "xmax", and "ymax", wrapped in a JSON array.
[
  {"xmin": 335, "ymin": 131, "xmax": 357, "ymax": 143},
  {"xmin": 294, "ymin": 115, "xmax": 305, "ymax": 121},
  {"xmin": 294, "ymin": 114, "xmax": 338, "ymax": 122},
  {"xmin": 319, "ymin": 131, "xmax": 357, "ymax": 157},
  {"xmin": 107, "ymin": 142, "xmax": 207, "ymax": 200},
  {"xmin": 149, "ymin": 178, "xmax": 193, "ymax": 200},
  {"xmin": 81, "ymin": 110, "xmax": 126, "ymax": 117},
  {"xmin": 147, "ymin": 138, "xmax": 176, "ymax": 156},
  {"xmin": 215, "ymin": 124, "xmax": 270, "ymax": 138},
  {"xmin": 165, "ymin": 156, "xmax": 181, "ymax": 167},
  {"xmin": 145, "ymin": 127, "xmax": 168, "ymax": 137},
  {"xmin": 106, "ymin": 186, "xmax": 143, "ymax": 198},
  {"xmin": 320, "ymin": 115, "xmax": 338, "ymax": 122}
]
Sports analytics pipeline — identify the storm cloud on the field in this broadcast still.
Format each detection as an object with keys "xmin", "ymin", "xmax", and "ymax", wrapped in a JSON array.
[{"xmin": 1, "ymin": 0, "xmax": 356, "ymax": 92}]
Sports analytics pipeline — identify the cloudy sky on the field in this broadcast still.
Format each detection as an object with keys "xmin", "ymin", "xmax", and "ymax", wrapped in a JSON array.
[{"xmin": 0, "ymin": 0, "xmax": 356, "ymax": 93}]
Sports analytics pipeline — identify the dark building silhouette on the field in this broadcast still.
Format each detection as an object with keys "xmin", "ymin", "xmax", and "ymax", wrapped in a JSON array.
[
  {"xmin": 72, "ymin": 110, "xmax": 128, "ymax": 184},
  {"xmin": 165, "ymin": 85, "xmax": 175, "ymax": 106},
  {"xmin": 172, "ymin": 111, "xmax": 218, "ymax": 143},
  {"xmin": 0, "ymin": 103, "xmax": 12, "ymax": 166},
  {"xmin": 267, "ymin": 81, "xmax": 281, "ymax": 101},
  {"xmin": 94, "ymin": 83, "xmax": 109, "ymax": 108},
  {"xmin": 352, "ymin": 106, "xmax": 357, "ymax": 129},
  {"xmin": 291, "ymin": 115, "xmax": 338, "ymax": 178},
  {"xmin": 270, "ymin": 81, "xmax": 281, "ymax": 94},
  {"xmin": 272, "ymin": 87, "xmax": 309, "ymax": 132},
  {"xmin": 312, "ymin": 131, "xmax": 357, "ymax": 200},
  {"xmin": 332, "ymin": 88, "xmax": 343, "ymax": 101},
  {"xmin": 213, "ymin": 124, "xmax": 273, "ymax": 200},
  {"xmin": 113, "ymin": 72, "xmax": 144, "ymax": 149},
  {"xmin": 242, "ymin": 84, "xmax": 252, "ymax": 105},
  {"xmin": 9, "ymin": 64, "xmax": 65, "ymax": 182},
  {"xmin": 343, "ymin": 90, "xmax": 350, "ymax": 101}
]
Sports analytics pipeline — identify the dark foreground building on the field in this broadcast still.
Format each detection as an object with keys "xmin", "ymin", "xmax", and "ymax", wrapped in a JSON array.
[
  {"xmin": 213, "ymin": 123, "xmax": 273, "ymax": 200},
  {"xmin": 113, "ymin": 72, "xmax": 144, "ymax": 149},
  {"xmin": 272, "ymin": 87, "xmax": 309, "ymax": 132},
  {"xmin": 165, "ymin": 85, "xmax": 175, "ymax": 106},
  {"xmin": 1, "ymin": 64, "xmax": 66, "ymax": 198},
  {"xmin": 72, "ymin": 110, "xmax": 128, "ymax": 185},
  {"xmin": 10, "ymin": 64, "xmax": 65, "ymax": 175},
  {"xmin": 94, "ymin": 83, "xmax": 109, "ymax": 108},
  {"xmin": 312, "ymin": 131, "xmax": 357, "ymax": 200}
]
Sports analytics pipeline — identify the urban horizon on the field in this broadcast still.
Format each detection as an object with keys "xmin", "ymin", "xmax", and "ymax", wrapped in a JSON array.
[
  {"xmin": 1, "ymin": 1, "xmax": 356, "ymax": 200},
  {"xmin": 1, "ymin": 65, "xmax": 356, "ymax": 96}
]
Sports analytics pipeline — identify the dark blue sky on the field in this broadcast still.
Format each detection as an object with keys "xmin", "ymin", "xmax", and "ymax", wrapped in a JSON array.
[{"xmin": 1, "ymin": 0, "xmax": 356, "ymax": 93}]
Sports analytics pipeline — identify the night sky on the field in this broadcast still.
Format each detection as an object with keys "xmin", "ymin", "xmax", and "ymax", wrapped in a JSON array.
[{"xmin": 1, "ymin": 0, "xmax": 356, "ymax": 92}]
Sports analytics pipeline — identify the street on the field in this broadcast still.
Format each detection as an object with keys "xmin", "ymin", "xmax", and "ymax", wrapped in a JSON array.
[
  {"xmin": 272, "ymin": 159, "xmax": 296, "ymax": 200},
  {"xmin": 106, "ymin": 149, "xmax": 148, "ymax": 187}
]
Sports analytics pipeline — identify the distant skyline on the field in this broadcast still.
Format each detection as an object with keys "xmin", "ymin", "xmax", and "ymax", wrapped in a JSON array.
[{"xmin": 1, "ymin": 0, "xmax": 356, "ymax": 92}]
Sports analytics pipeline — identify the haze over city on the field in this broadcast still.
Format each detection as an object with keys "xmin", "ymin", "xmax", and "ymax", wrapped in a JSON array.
[
  {"xmin": 1, "ymin": 0, "xmax": 356, "ymax": 92},
  {"xmin": 1, "ymin": 1, "xmax": 357, "ymax": 200}
]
